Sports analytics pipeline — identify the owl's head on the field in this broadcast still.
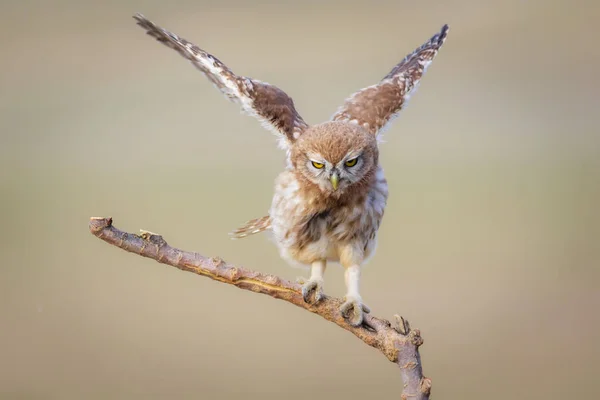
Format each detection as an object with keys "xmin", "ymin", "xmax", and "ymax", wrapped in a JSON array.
[{"xmin": 290, "ymin": 121, "xmax": 379, "ymax": 195}]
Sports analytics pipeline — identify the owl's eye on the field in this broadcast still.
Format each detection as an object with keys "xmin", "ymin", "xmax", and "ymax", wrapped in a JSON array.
[
  {"xmin": 311, "ymin": 161, "xmax": 325, "ymax": 169},
  {"xmin": 345, "ymin": 158, "xmax": 358, "ymax": 167}
]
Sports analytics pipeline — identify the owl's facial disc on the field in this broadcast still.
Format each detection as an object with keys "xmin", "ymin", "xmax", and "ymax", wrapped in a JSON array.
[
  {"xmin": 304, "ymin": 150, "xmax": 367, "ymax": 193},
  {"xmin": 292, "ymin": 120, "xmax": 379, "ymax": 194}
]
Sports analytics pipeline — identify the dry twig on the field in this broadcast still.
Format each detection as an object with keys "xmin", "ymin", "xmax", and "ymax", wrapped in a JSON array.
[{"xmin": 89, "ymin": 216, "xmax": 431, "ymax": 399}]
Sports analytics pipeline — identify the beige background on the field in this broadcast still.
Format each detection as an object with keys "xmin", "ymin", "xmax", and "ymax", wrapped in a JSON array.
[{"xmin": 1, "ymin": 0, "xmax": 599, "ymax": 398}]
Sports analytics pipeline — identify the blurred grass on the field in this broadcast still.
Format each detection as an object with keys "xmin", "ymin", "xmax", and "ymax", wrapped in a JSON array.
[{"xmin": 1, "ymin": 0, "xmax": 599, "ymax": 399}]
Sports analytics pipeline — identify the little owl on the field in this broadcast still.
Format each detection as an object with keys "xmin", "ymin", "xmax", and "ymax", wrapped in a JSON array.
[{"xmin": 134, "ymin": 13, "xmax": 449, "ymax": 326}]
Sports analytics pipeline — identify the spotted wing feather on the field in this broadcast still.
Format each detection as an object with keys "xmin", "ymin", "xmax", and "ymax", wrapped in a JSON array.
[
  {"xmin": 331, "ymin": 25, "xmax": 449, "ymax": 136},
  {"xmin": 134, "ymin": 13, "xmax": 308, "ymax": 149},
  {"xmin": 230, "ymin": 215, "xmax": 272, "ymax": 239}
]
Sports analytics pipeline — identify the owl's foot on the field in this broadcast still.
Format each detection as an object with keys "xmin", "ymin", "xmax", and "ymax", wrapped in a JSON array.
[
  {"xmin": 301, "ymin": 278, "xmax": 324, "ymax": 304},
  {"xmin": 340, "ymin": 295, "xmax": 371, "ymax": 326}
]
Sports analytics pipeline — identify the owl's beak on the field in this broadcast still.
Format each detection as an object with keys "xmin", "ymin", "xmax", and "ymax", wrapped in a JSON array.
[{"xmin": 330, "ymin": 172, "xmax": 339, "ymax": 191}]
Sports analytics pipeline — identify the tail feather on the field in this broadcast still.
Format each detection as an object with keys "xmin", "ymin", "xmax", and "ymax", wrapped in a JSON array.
[{"xmin": 229, "ymin": 215, "xmax": 271, "ymax": 239}]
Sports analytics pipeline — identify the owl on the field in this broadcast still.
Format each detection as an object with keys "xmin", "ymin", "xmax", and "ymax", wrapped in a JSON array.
[{"xmin": 134, "ymin": 13, "xmax": 448, "ymax": 326}]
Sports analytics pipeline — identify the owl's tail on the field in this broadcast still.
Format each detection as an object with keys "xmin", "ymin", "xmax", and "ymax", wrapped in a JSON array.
[{"xmin": 229, "ymin": 215, "xmax": 272, "ymax": 239}]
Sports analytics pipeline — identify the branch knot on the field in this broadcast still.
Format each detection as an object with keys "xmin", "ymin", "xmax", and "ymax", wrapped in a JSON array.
[
  {"xmin": 409, "ymin": 329, "xmax": 424, "ymax": 347},
  {"xmin": 138, "ymin": 229, "xmax": 167, "ymax": 247}
]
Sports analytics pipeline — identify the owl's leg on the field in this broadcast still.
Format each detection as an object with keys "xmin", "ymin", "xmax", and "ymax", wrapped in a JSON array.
[
  {"xmin": 340, "ymin": 264, "xmax": 371, "ymax": 326},
  {"xmin": 301, "ymin": 260, "xmax": 326, "ymax": 304}
]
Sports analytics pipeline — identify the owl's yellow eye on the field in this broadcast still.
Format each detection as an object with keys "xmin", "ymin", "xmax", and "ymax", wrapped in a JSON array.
[
  {"xmin": 345, "ymin": 158, "xmax": 358, "ymax": 167},
  {"xmin": 311, "ymin": 161, "xmax": 325, "ymax": 169}
]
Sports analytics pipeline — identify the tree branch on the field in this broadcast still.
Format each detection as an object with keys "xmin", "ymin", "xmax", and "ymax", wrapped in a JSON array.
[{"xmin": 89, "ymin": 216, "xmax": 431, "ymax": 399}]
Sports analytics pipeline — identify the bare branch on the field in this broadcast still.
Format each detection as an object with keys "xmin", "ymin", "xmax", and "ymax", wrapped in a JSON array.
[{"xmin": 89, "ymin": 216, "xmax": 431, "ymax": 399}]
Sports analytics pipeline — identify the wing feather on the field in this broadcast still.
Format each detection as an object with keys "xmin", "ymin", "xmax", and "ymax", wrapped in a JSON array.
[
  {"xmin": 134, "ymin": 13, "xmax": 308, "ymax": 149},
  {"xmin": 332, "ymin": 25, "xmax": 449, "ymax": 136}
]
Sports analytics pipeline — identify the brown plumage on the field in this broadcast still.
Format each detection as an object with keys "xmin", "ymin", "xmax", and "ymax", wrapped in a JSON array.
[
  {"xmin": 133, "ymin": 14, "xmax": 308, "ymax": 148},
  {"xmin": 332, "ymin": 24, "xmax": 449, "ymax": 136},
  {"xmin": 134, "ymin": 13, "xmax": 449, "ymax": 326}
]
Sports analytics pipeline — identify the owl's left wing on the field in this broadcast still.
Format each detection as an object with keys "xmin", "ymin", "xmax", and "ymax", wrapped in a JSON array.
[
  {"xmin": 134, "ymin": 14, "xmax": 308, "ymax": 150},
  {"xmin": 331, "ymin": 25, "xmax": 449, "ymax": 137}
]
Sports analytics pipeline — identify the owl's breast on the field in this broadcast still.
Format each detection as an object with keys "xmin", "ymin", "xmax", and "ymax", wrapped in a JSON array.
[{"xmin": 269, "ymin": 168, "xmax": 388, "ymax": 266}]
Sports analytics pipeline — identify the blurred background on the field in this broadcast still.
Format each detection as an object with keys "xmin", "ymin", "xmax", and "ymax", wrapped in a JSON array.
[{"xmin": 1, "ymin": 0, "xmax": 599, "ymax": 398}]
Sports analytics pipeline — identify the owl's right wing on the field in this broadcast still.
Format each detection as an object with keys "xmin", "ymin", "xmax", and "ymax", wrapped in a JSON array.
[
  {"xmin": 331, "ymin": 25, "xmax": 449, "ymax": 137},
  {"xmin": 134, "ymin": 14, "xmax": 309, "ymax": 150}
]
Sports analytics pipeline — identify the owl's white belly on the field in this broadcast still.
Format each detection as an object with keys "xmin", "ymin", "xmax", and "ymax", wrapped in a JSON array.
[{"xmin": 269, "ymin": 167, "xmax": 388, "ymax": 267}]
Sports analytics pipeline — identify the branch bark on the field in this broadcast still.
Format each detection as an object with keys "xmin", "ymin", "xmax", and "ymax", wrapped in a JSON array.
[{"xmin": 89, "ymin": 216, "xmax": 431, "ymax": 399}]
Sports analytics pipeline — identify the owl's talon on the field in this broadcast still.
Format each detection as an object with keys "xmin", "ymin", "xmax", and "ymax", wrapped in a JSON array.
[
  {"xmin": 340, "ymin": 296, "xmax": 369, "ymax": 327},
  {"xmin": 301, "ymin": 279, "xmax": 324, "ymax": 304}
]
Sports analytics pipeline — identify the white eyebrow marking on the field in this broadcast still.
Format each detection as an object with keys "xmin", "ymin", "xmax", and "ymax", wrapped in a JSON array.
[{"xmin": 306, "ymin": 152, "xmax": 327, "ymax": 163}]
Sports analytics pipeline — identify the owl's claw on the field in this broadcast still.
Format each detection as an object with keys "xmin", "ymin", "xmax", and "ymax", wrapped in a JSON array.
[
  {"xmin": 340, "ymin": 296, "xmax": 370, "ymax": 326},
  {"xmin": 301, "ymin": 279, "xmax": 324, "ymax": 304}
]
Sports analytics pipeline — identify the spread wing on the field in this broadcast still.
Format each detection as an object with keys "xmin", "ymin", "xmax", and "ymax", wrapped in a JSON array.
[
  {"xmin": 134, "ymin": 13, "xmax": 309, "ymax": 150},
  {"xmin": 331, "ymin": 25, "xmax": 449, "ymax": 136}
]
